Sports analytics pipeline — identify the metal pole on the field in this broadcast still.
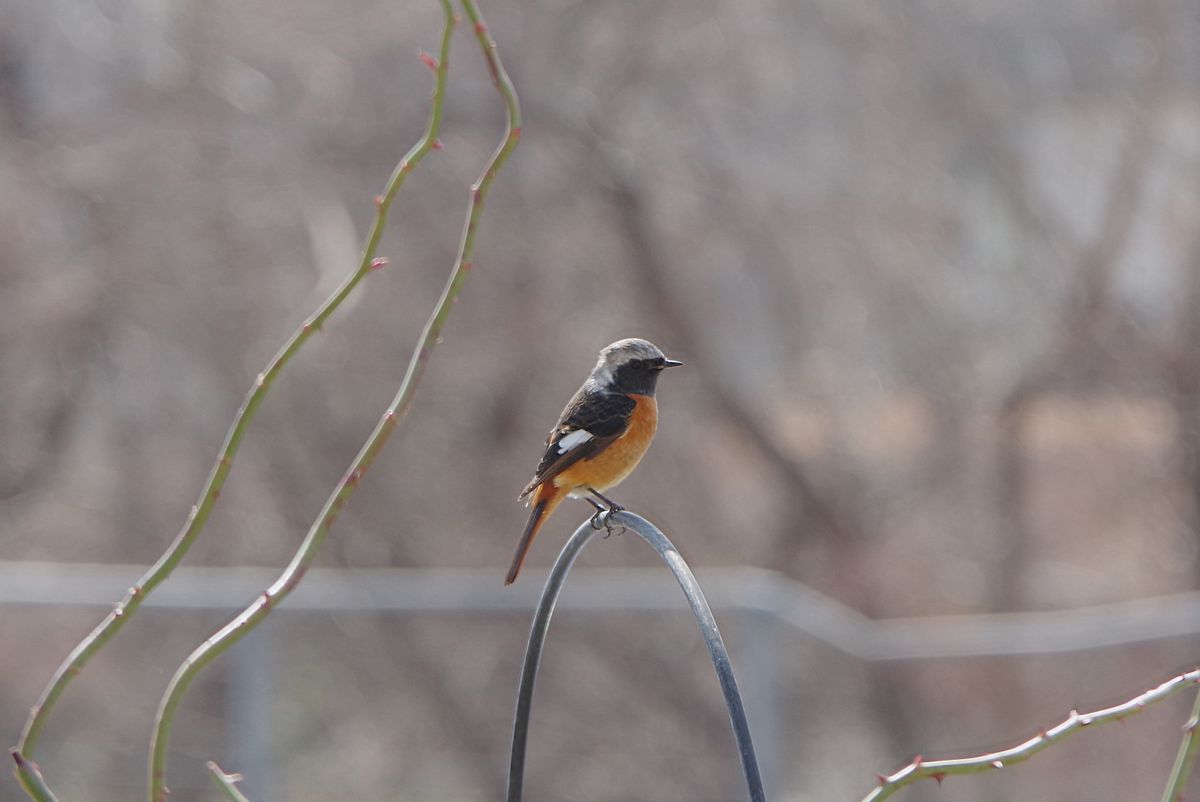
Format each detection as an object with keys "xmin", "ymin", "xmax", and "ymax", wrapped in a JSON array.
[
  {"xmin": 228, "ymin": 626, "xmax": 272, "ymax": 800},
  {"xmin": 507, "ymin": 511, "xmax": 766, "ymax": 802}
]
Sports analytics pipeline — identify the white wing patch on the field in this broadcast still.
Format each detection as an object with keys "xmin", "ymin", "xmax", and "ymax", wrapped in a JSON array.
[{"xmin": 556, "ymin": 428, "xmax": 595, "ymax": 455}]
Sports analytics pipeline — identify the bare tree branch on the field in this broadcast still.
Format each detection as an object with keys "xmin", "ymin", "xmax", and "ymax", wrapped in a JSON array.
[{"xmin": 863, "ymin": 668, "xmax": 1200, "ymax": 802}]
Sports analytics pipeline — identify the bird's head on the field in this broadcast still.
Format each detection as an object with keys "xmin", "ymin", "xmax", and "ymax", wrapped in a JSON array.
[{"xmin": 591, "ymin": 338, "xmax": 683, "ymax": 396}]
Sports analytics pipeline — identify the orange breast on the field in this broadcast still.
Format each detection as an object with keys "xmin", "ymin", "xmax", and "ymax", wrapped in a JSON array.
[{"xmin": 554, "ymin": 394, "xmax": 658, "ymax": 494}]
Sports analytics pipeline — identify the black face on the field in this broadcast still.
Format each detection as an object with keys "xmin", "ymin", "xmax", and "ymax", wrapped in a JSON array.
[{"xmin": 612, "ymin": 357, "xmax": 669, "ymax": 396}]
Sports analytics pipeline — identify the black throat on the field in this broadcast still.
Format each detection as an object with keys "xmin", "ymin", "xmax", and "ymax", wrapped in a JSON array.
[{"xmin": 611, "ymin": 363, "xmax": 662, "ymax": 396}]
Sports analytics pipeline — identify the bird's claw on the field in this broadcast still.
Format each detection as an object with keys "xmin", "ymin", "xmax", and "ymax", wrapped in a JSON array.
[
  {"xmin": 588, "ymin": 507, "xmax": 626, "ymax": 537},
  {"xmin": 602, "ymin": 522, "xmax": 627, "ymax": 539},
  {"xmin": 584, "ymin": 489, "xmax": 625, "ymax": 536}
]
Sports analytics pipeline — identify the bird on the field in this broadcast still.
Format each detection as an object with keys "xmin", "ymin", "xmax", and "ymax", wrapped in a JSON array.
[{"xmin": 505, "ymin": 338, "xmax": 682, "ymax": 585}]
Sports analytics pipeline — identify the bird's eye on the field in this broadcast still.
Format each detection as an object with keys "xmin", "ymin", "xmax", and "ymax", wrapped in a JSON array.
[{"xmin": 630, "ymin": 359, "xmax": 647, "ymax": 372}]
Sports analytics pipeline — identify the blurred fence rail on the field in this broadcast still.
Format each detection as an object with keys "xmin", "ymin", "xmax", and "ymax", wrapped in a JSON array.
[{"xmin": 5, "ymin": 561, "xmax": 1199, "ymax": 661}]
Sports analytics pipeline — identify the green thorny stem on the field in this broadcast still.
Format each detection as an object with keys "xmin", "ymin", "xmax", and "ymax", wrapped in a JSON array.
[
  {"xmin": 11, "ymin": 752, "xmax": 59, "ymax": 802},
  {"xmin": 1161, "ymin": 685, "xmax": 1200, "ymax": 802},
  {"xmin": 16, "ymin": 3, "xmax": 453, "ymax": 785},
  {"xmin": 862, "ymin": 667, "xmax": 1200, "ymax": 802},
  {"xmin": 207, "ymin": 762, "xmax": 254, "ymax": 802},
  {"xmin": 147, "ymin": 2, "xmax": 521, "ymax": 800}
]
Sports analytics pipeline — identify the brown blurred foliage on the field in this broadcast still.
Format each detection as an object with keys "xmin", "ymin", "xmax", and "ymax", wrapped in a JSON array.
[{"xmin": 2, "ymin": 0, "xmax": 1199, "ymax": 800}]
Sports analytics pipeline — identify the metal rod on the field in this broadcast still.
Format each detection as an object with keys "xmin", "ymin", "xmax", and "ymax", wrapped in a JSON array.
[
  {"xmin": 506, "ymin": 511, "xmax": 766, "ymax": 802},
  {"xmin": 228, "ymin": 628, "xmax": 272, "ymax": 800}
]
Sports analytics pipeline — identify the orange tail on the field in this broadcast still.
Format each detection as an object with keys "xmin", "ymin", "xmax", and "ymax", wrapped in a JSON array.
[{"xmin": 506, "ymin": 484, "xmax": 566, "ymax": 585}]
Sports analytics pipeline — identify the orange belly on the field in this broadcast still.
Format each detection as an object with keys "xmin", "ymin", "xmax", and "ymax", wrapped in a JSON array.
[{"xmin": 554, "ymin": 394, "xmax": 658, "ymax": 494}]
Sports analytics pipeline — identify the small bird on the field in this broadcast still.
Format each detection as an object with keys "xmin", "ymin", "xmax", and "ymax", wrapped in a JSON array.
[{"xmin": 506, "ymin": 338, "xmax": 682, "ymax": 585}]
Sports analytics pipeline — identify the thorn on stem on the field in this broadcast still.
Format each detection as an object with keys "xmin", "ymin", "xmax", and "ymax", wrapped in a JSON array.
[
  {"xmin": 431, "ymin": 138, "xmax": 444, "ymax": 151},
  {"xmin": 875, "ymin": 775, "xmax": 888, "ymax": 786},
  {"xmin": 255, "ymin": 372, "xmax": 266, "ymax": 388},
  {"xmin": 512, "ymin": 126, "xmax": 522, "ymax": 140},
  {"xmin": 209, "ymin": 763, "xmax": 245, "ymax": 783},
  {"xmin": 991, "ymin": 760, "xmax": 1003, "ymax": 769},
  {"xmin": 417, "ymin": 49, "xmax": 439, "ymax": 73},
  {"xmin": 912, "ymin": 755, "xmax": 923, "ymax": 767},
  {"xmin": 932, "ymin": 772, "xmax": 947, "ymax": 786},
  {"xmin": 374, "ymin": 195, "xmax": 385, "ymax": 208},
  {"xmin": 475, "ymin": 21, "xmax": 487, "ymax": 34},
  {"xmin": 370, "ymin": 257, "xmax": 389, "ymax": 271}
]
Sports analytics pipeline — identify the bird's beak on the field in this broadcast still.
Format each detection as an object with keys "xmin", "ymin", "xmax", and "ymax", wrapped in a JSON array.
[{"xmin": 660, "ymin": 358, "xmax": 684, "ymax": 368}]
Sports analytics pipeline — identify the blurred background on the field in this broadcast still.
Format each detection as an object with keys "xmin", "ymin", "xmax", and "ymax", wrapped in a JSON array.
[{"xmin": 2, "ymin": 0, "xmax": 1200, "ymax": 799}]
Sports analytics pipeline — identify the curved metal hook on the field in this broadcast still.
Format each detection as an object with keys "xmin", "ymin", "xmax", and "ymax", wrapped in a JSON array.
[{"xmin": 506, "ymin": 510, "xmax": 766, "ymax": 802}]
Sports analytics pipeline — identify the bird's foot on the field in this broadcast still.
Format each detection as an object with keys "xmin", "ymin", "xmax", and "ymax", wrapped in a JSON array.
[
  {"xmin": 585, "ymin": 496, "xmax": 625, "ymax": 536},
  {"xmin": 585, "ymin": 497, "xmax": 607, "ymax": 530},
  {"xmin": 602, "ymin": 518, "xmax": 627, "ymax": 539}
]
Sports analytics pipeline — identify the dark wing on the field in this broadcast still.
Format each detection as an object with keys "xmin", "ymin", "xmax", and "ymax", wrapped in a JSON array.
[{"xmin": 519, "ymin": 384, "xmax": 636, "ymax": 500}]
